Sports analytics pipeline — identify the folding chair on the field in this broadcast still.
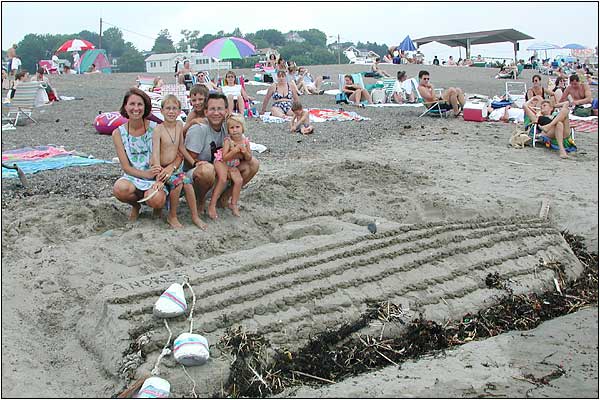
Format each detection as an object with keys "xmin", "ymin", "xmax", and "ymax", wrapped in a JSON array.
[
  {"xmin": 529, "ymin": 122, "xmax": 575, "ymax": 149},
  {"xmin": 505, "ymin": 81, "xmax": 527, "ymax": 108},
  {"xmin": 414, "ymin": 79, "xmax": 450, "ymax": 118},
  {"xmin": 161, "ymin": 84, "xmax": 190, "ymax": 112},
  {"xmin": 381, "ymin": 78, "xmax": 397, "ymax": 103},
  {"xmin": 4, "ymin": 81, "xmax": 44, "ymax": 125}
]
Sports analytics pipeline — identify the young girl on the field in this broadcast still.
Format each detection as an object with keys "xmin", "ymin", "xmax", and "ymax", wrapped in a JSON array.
[
  {"xmin": 290, "ymin": 101, "xmax": 314, "ymax": 134},
  {"xmin": 208, "ymin": 115, "xmax": 252, "ymax": 219},
  {"xmin": 221, "ymin": 71, "xmax": 252, "ymax": 117},
  {"xmin": 151, "ymin": 95, "xmax": 207, "ymax": 230}
]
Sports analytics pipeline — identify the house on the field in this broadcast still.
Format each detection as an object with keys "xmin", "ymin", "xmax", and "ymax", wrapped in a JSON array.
[
  {"xmin": 343, "ymin": 46, "xmax": 379, "ymax": 64},
  {"xmin": 285, "ymin": 32, "xmax": 305, "ymax": 43},
  {"xmin": 145, "ymin": 52, "xmax": 231, "ymax": 74}
]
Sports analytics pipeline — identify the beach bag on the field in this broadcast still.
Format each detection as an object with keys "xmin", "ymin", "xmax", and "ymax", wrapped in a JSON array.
[
  {"xmin": 371, "ymin": 88, "xmax": 385, "ymax": 104},
  {"xmin": 263, "ymin": 74, "xmax": 273, "ymax": 83},
  {"xmin": 573, "ymin": 105, "xmax": 592, "ymax": 117},
  {"xmin": 335, "ymin": 92, "xmax": 349, "ymax": 104}
]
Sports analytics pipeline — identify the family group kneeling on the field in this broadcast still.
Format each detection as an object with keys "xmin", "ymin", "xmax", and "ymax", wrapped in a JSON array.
[{"xmin": 112, "ymin": 87, "xmax": 259, "ymax": 229}]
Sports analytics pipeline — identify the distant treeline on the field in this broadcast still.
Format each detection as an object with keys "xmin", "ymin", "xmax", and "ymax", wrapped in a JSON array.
[{"xmin": 6, "ymin": 27, "xmax": 391, "ymax": 73}]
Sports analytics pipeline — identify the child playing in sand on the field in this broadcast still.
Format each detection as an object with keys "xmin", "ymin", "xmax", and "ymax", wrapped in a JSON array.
[
  {"xmin": 151, "ymin": 95, "xmax": 207, "ymax": 229},
  {"xmin": 289, "ymin": 101, "xmax": 314, "ymax": 134},
  {"xmin": 182, "ymin": 84, "xmax": 209, "ymax": 137},
  {"xmin": 208, "ymin": 115, "xmax": 253, "ymax": 219}
]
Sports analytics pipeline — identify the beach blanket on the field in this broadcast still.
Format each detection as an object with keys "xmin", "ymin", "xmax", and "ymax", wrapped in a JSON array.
[
  {"xmin": 569, "ymin": 116, "xmax": 598, "ymax": 133},
  {"xmin": 308, "ymin": 108, "xmax": 370, "ymax": 122},
  {"xmin": 365, "ymin": 103, "xmax": 423, "ymax": 108},
  {"xmin": 245, "ymin": 81, "xmax": 271, "ymax": 87},
  {"xmin": 2, "ymin": 145, "xmax": 110, "ymax": 178}
]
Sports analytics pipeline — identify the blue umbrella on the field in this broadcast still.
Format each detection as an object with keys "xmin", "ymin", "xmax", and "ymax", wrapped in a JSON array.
[
  {"xmin": 562, "ymin": 43, "xmax": 587, "ymax": 50},
  {"xmin": 398, "ymin": 35, "xmax": 417, "ymax": 52}
]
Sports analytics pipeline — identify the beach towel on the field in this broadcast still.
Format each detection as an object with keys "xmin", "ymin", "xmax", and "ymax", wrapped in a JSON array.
[
  {"xmin": 538, "ymin": 135, "xmax": 577, "ymax": 153},
  {"xmin": 260, "ymin": 115, "xmax": 290, "ymax": 124},
  {"xmin": 569, "ymin": 116, "xmax": 598, "ymax": 133},
  {"xmin": 365, "ymin": 103, "xmax": 423, "ymax": 108},
  {"xmin": 2, "ymin": 145, "xmax": 111, "ymax": 178},
  {"xmin": 308, "ymin": 108, "xmax": 370, "ymax": 122}
]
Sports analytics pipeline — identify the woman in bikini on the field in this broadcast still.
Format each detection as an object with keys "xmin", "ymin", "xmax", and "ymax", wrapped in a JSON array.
[
  {"xmin": 526, "ymin": 75, "xmax": 554, "ymax": 104},
  {"xmin": 260, "ymin": 69, "xmax": 299, "ymax": 117}
]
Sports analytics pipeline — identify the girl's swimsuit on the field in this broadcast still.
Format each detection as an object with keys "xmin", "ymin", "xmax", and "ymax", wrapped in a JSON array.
[
  {"xmin": 214, "ymin": 137, "xmax": 249, "ymax": 168},
  {"xmin": 272, "ymin": 83, "xmax": 293, "ymax": 113},
  {"xmin": 118, "ymin": 121, "xmax": 167, "ymax": 193}
]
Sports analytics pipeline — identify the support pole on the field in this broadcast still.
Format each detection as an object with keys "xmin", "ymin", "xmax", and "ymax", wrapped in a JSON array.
[
  {"xmin": 466, "ymin": 38, "xmax": 471, "ymax": 60},
  {"xmin": 99, "ymin": 18, "xmax": 103, "ymax": 49},
  {"xmin": 337, "ymin": 34, "xmax": 341, "ymax": 64},
  {"xmin": 513, "ymin": 42, "xmax": 518, "ymax": 64}
]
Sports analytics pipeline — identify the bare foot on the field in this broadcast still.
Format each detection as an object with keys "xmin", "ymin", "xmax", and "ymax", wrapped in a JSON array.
[
  {"xmin": 167, "ymin": 215, "xmax": 184, "ymax": 229},
  {"xmin": 129, "ymin": 204, "xmax": 141, "ymax": 221},
  {"xmin": 192, "ymin": 216, "xmax": 208, "ymax": 230},
  {"xmin": 208, "ymin": 204, "xmax": 218, "ymax": 220},
  {"xmin": 229, "ymin": 203, "xmax": 241, "ymax": 217},
  {"xmin": 560, "ymin": 151, "xmax": 569, "ymax": 159}
]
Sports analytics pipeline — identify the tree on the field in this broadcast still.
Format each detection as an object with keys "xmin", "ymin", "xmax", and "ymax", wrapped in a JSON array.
[
  {"xmin": 118, "ymin": 42, "xmax": 146, "ymax": 72},
  {"xmin": 152, "ymin": 29, "xmax": 176, "ymax": 53},
  {"xmin": 357, "ymin": 41, "xmax": 389, "ymax": 58},
  {"xmin": 78, "ymin": 30, "xmax": 100, "ymax": 47},
  {"xmin": 254, "ymin": 29, "xmax": 285, "ymax": 47},
  {"xmin": 178, "ymin": 29, "xmax": 200, "ymax": 52},
  {"xmin": 231, "ymin": 27, "xmax": 242, "ymax": 38},
  {"xmin": 298, "ymin": 29, "xmax": 327, "ymax": 47},
  {"xmin": 102, "ymin": 27, "xmax": 126, "ymax": 58}
]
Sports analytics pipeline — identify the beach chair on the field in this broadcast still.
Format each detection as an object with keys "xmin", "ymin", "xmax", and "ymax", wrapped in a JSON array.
[
  {"xmin": 335, "ymin": 73, "xmax": 379, "ymax": 104},
  {"xmin": 3, "ymin": 81, "xmax": 44, "ymax": 125},
  {"xmin": 381, "ymin": 78, "xmax": 397, "ymax": 102},
  {"xmin": 414, "ymin": 79, "xmax": 450, "ymax": 118},
  {"xmin": 161, "ymin": 84, "xmax": 190, "ymax": 112},
  {"xmin": 136, "ymin": 75, "xmax": 155, "ymax": 91},
  {"xmin": 528, "ymin": 123, "xmax": 576, "ymax": 150},
  {"xmin": 505, "ymin": 81, "xmax": 527, "ymax": 108}
]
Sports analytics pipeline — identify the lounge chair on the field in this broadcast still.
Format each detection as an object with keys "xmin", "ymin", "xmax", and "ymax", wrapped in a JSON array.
[
  {"xmin": 505, "ymin": 81, "xmax": 527, "ymax": 108},
  {"xmin": 161, "ymin": 84, "xmax": 190, "ymax": 112},
  {"xmin": 3, "ymin": 81, "xmax": 45, "ymax": 125},
  {"xmin": 414, "ymin": 79, "xmax": 451, "ymax": 118},
  {"xmin": 335, "ymin": 73, "xmax": 383, "ymax": 104}
]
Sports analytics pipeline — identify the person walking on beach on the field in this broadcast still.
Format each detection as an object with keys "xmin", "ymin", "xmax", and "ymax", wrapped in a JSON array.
[
  {"xmin": 417, "ymin": 70, "xmax": 465, "ymax": 117},
  {"xmin": 150, "ymin": 94, "xmax": 207, "ymax": 230},
  {"xmin": 112, "ymin": 88, "xmax": 167, "ymax": 220},
  {"xmin": 185, "ymin": 93, "xmax": 260, "ymax": 216}
]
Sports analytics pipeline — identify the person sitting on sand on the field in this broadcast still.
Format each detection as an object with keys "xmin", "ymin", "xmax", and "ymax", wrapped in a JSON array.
[
  {"xmin": 524, "ymin": 96, "xmax": 572, "ymax": 158},
  {"xmin": 551, "ymin": 76, "xmax": 567, "ymax": 105},
  {"xmin": 432, "ymin": 56, "xmax": 440, "ymax": 66},
  {"xmin": 555, "ymin": 74, "xmax": 592, "ymax": 109},
  {"xmin": 342, "ymin": 74, "xmax": 372, "ymax": 106},
  {"xmin": 184, "ymin": 92, "xmax": 260, "ymax": 216},
  {"xmin": 31, "ymin": 68, "xmax": 59, "ymax": 102},
  {"xmin": 295, "ymin": 67, "xmax": 324, "ymax": 95},
  {"xmin": 289, "ymin": 101, "xmax": 314, "ymax": 135},
  {"xmin": 183, "ymin": 84, "xmax": 210, "ymax": 137},
  {"xmin": 447, "ymin": 56, "xmax": 457, "ymax": 66},
  {"xmin": 150, "ymin": 94, "xmax": 207, "ymax": 230},
  {"xmin": 86, "ymin": 63, "xmax": 101, "ymax": 74},
  {"xmin": 7, "ymin": 70, "xmax": 29, "ymax": 99},
  {"xmin": 62, "ymin": 65, "xmax": 76, "ymax": 75},
  {"xmin": 221, "ymin": 70, "xmax": 253, "ymax": 117},
  {"xmin": 260, "ymin": 69, "xmax": 300, "ymax": 117},
  {"xmin": 417, "ymin": 70, "xmax": 465, "ymax": 117},
  {"xmin": 371, "ymin": 58, "xmax": 391, "ymax": 78},
  {"xmin": 266, "ymin": 53, "xmax": 277, "ymax": 69},
  {"xmin": 392, "ymin": 71, "xmax": 416, "ymax": 104},
  {"xmin": 208, "ymin": 114, "xmax": 253, "ymax": 219},
  {"xmin": 526, "ymin": 75, "xmax": 553, "ymax": 103},
  {"xmin": 112, "ymin": 88, "xmax": 167, "ymax": 220}
]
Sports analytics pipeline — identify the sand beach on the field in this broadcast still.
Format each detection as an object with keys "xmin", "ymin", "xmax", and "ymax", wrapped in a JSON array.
[{"xmin": 1, "ymin": 63, "xmax": 598, "ymax": 398}]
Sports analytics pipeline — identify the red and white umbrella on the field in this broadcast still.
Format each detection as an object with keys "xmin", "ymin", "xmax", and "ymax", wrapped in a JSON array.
[{"xmin": 57, "ymin": 39, "xmax": 96, "ymax": 52}]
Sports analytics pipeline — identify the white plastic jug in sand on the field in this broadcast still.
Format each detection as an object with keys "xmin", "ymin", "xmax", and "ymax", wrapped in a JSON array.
[
  {"xmin": 173, "ymin": 332, "xmax": 210, "ymax": 366},
  {"xmin": 153, "ymin": 283, "xmax": 187, "ymax": 318},
  {"xmin": 135, "ymin": 376, "xmax": 170, "ymax": 398}
]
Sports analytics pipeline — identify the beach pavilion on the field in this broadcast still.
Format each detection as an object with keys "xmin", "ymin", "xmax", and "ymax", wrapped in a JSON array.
[{"xmin": 413, "ymin": 28, "xmax": 534, "ymax": 62}]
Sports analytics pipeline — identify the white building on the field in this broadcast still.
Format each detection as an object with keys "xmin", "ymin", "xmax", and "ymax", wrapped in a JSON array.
[
  {"xmin": 145, "ymin": 52, "xmax": 232, "ymax": 74},
  {"xmin": 343, "ymin": 46, "xmax": 379, "ymax": 64}
]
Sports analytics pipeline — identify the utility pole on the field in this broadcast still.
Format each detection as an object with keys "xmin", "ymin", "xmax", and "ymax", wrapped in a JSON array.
[
  {"xmin": 337, "ymin": 34, "xmax": 340, "ymax": 64},
  {"xmin": 99, "ymin": 18, "xmax": 103, "ymax": 49}
]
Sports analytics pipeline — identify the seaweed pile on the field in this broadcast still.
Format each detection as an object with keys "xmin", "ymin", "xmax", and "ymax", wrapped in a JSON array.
[{"xmin": 216, "ymin": 231, "xmax": 598, "ymax": 398}]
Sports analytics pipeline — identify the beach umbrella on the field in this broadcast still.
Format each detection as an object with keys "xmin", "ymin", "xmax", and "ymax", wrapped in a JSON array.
[
  {"xmin": 526, "ymin": 42, "xmax": 560, "ymax": 51},
  {"xmin": 562, "ymin": 43, "xmax": 587, "ymax": 50},
  {"xmin": 202, "ymin": 37, "xmax": 256, "ymax": 60},
  {"xmin": 398, "ymin": 35, "xmax": 417, "ymax": 52},
  {"xmin": 56, "ymin": 38, "xmax": 96, "ymax": 52}
]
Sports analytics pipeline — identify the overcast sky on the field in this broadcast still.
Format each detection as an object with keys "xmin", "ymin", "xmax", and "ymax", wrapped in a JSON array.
[{"xmin": 2, "ymin": 2, "xmax": 598, "ymax": 62}]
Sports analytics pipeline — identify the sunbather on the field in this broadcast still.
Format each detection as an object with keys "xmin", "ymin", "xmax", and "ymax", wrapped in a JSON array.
[
  {"xmin": 552, "ymin": 77, "xmax": 567, "ymax": 106},
  {"xmin": 260, "ymin": 69, "xmax": 300, "ymax": 117},
  {"xmin": 31, "ymin": 68, "xmax": 59, "ymax": 102},
  {"xmin": 296, "ymin": 67, "xmax": 324, "ymax": 95},
  {"xmin": 342, "ymin": 74, "xmax": 372, "ymax": 106},
  {"xmin": 221, "ymin": 70, "xmax": 252, "ymax": 117},
  {"xmin": 371, "ymin": 58, "xmax": 391, "ymax": 78},
  {"xmin": 526, "ymin": 75, "xmax": 553, "ymax": 103},
  {"xmin": 524, "ymin": 96, "xmax": 571, "ymax": 159},
  {"xmin": 392, "ymin": 71, "xmax": 416, "ymax": 103},
  {"xmin": 417, "ymin": 70, "xmax": 465, "ymax": 117},
  {"xmin": 555, "ymin": 74, "xmax": 592, "ymax": 109}
]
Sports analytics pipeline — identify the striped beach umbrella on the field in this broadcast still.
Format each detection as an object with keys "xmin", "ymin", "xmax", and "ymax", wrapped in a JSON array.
[
  {"xmin": 201, "ymin": 37, "xmax": 256, "ymax": 60},
  {"xmin": 57, "ymin": 39, "xmax": 96, "ymax": 52}
]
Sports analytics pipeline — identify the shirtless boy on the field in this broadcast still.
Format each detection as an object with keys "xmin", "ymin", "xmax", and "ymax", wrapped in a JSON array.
[
  {"xmin": 182, "ymin": 84, "xmax": 209, "ymax": 137},
  {"xmin": 151, "ymin": 95, "xmax": 207, "ymax": 229}
]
